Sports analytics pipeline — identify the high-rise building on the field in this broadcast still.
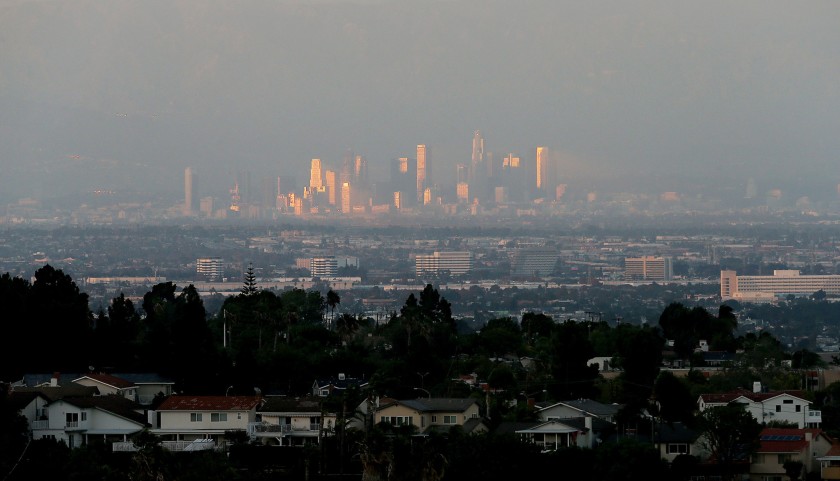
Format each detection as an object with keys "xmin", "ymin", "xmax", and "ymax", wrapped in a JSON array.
[
  {"xmin": 456, "ymin": 182, "xmax": 469, "ymax": 203},
  {"xmin": 511, "ymin": 248, "xmax": 560, "ymax": 278},
  {"xmin": 196, "ymin": 257, "xmax": 224, "ymax": 281},
  {"xmin": 341, "ymin": 149, "xmax": 354, "ymax": 186},
  {"xmin": 311, "ymin": 256, "xmax": 338, "ymax": 278},
  {"xmin": 624, "ymin": 256, "xmax": 673, "ymax": 281},
  {"xmin": 184, "ymin": 167, "xmax": 198, "ymax": 216},
  {"xmin": 535, "ymin": 147, "xmax": 548, "ymax": 192},
  {"xmin": 416, "ymin": 144, "xmax": 431, "ymax": 204},
  {"xmin": 310, "ymin": 159, "xmax": 323, "ymax": 190},
  {"xmin": 341, "ymin": 182, "xmax": 351, "ymax": 213},
  {"xmin": 354, "ymin": 155, "xmax": 368, "ymax": 185},
  {"xmin": 325, "ymin": 170, "xmax": 337, "ymax": 205},
  {"xmin": 471, "ymin": 130, "xmax": 484, "ymax": 183},
  {"xmin": 415, "ymin": 251, "xmax": 474, "ymax": 277}
]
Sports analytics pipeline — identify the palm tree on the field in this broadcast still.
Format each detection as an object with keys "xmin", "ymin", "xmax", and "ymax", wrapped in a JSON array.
[{"xmin": 327, "ymin": 289, "xmax": 340, "ymax": 330}]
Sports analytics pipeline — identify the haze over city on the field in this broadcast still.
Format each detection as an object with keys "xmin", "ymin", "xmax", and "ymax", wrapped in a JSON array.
[{"xmin": 2, "ymin": 0, "xmax": 839, "ymax": 209}]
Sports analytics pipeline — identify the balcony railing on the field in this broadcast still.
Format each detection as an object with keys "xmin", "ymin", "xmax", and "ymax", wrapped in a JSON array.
[
  {"xmin": 111, "ymin": 440, "xmax": 228, "ymax": 453},
  {"xmin": 31, "ymin": 420, "xmax": 49, "ymax": 430},
  {"xmin": 249, "ymin": 422, "xmax": 321, "ymax": 436}
]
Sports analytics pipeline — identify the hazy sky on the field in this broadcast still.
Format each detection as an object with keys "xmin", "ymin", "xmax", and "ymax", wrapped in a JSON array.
[{"xmin": 1, "ymin": 0, "xmax": 839, "ymax": 203}]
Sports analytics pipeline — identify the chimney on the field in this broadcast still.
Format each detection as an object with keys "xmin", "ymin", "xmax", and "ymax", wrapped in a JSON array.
[
  {"xmin": 753, "ymin": 381, "xmax": 762, "ymax": 393},
  {"xmin": 51, "ymin": 372, "xmax": 60, "ymax": 387}
]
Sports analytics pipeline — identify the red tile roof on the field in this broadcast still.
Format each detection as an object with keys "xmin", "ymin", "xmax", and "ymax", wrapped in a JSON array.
[
  {"xmin": 157, "ymin": 395, "xmax": 262, "ymax": 411},
  {"xmin": 756, "ymin": 428, "xmax": 821, "ymax": 454}
]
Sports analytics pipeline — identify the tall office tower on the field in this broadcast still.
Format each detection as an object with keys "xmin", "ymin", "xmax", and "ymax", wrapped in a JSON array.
[
  {"xmin": 184, "ymin": 167, "xmax": 198, "ymax": 216},
  {"xmin": 391, "ymin": 157, "xmax": 417, "ymax": 206},
  {"xmin": 229, "ymin": 182, "xmax": 241, "ymax": 213},
  {"xmin": 341, "ymin": 149, "xmax": 354, "ymax": 185},
  {"xmin": 471, "ymin": 130, "xmax": 484, "ymax": 183},
  {"xmin": 310, "ymin": 159, "xmax": 324, "ymax": 189},
  {"xmin": 423, "ymin": 187, "xmax": 432, "ymax": 206},
  {"xmin": 456, "ymin": 163, "xmax": 469, "ymax": 184},
  {"xmin": 354, "ymin": 155, "xmax": 368, "ymax": 185},
  {"xmin": 325, "ymin": 170, "xmax": 337, "ymax": 205},
  {"xmin": 341, "ymin": 182, "xmax": 351, "ymax": 213},
  {"xmin": 457, "ymin": 182, "xmax": 469, "ymax": 203},
  {"xmin": 535, "ymin": 146, "xmax": 548, "ymax": 193},
  {"xmin": 416, "ymin": 144, "xmax": 431, "ymax": 204}
]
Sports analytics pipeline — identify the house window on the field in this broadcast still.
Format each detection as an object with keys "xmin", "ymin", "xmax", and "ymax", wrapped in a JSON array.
[
  {"xmin": 667, "ymin": 443, "xmax": 688, "ymax": 454},
  {"xmin": 191, "ymin": 413, "xmax": 203, "ymax": 422},
  {"xmin": 783, "ymin": 399, "xmax": 793, "ymax": 404},
  {"xmin": 443, "ymin": 415, "xmax": 456, "ymax": 425},
  {"xmin": 776, "ymin": 405, "xmax": 781, "ymax": 412},
  {"xmin": 796, "ymin": 405, "xmax": 801, "ymax": 412},
  {"xmin": 432, "ymin": 416, "xmax": 437, "ymax": 423},
  {"xmin": 211, "ymin": 413, "xmax": 228, "ymax": 422},
  {"xmin": 777, "ymin": 454, "xmax": 791, "ymax": 464},
  {"xmin": 81, "ymin": 412, "xmax": 87, "ymax": 422},
  {"xmin": 66, "ymin": 412, "xmax": 78, "ymax": 426}
]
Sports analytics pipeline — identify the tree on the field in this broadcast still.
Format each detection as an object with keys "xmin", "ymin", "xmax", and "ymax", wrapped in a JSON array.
[
  {"xmin": 699, "ymin": 404, "xmax": 762, "ymax": 481},
  {"xmin": 327, "ymin": 289, "xmax": 341, "ymax": 329},
  {"xmin": 241, "ymin": 262, "xmax": 258, "ymax": 296}
]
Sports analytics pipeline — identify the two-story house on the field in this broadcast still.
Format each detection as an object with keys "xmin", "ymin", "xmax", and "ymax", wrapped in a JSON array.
[
  {"xmin": 24, "ymin": 395, "xmax": 148, "ymax": 449},
  {"xmin": 750, "ymin": 428, "xmax": 834, "ymax": 481},
  {"xmin": 148, "ymin": 395, "xmax": 263, "ymax": 452},
  {"xmin": 698, "ymin": 384, "xmax": 821, "ymax": 428},
  {"xmin": 374, "ymin": 398, "xmax": 487, "ymax": 434},
  {"xmin": 250, "ymin": 396, "xmax": 337, "ymax": 446}
]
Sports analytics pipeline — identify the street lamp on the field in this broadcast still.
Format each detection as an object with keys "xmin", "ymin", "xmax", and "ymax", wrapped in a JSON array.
[{"xmin": 413, "ymin": 387, "xmax": 431, "ymax": 399}]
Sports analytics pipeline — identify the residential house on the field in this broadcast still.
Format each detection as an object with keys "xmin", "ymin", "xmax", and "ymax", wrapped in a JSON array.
[
  {"xmin": 17, "ymin": 371, "xmax": 174, "ymax": 406},
  {"xmin": 750, "ymin": 428, "xmax": 834, "ymax": 481},
  {"xmin": 698, "ymin": 384, "xmax": 821, "ymax": 428},
  {"xmin": 374, "ymin": 398, "xmax": 486, "ymax": 434},
  {"xmin": 817, "ymin": 443, "xmax": 840, "ymax": 480},
  {"xmin": 250, "ymin": 396, "xmax": 337, "ymax": 446},
  {"xmin": 147, "ymin": 395, "xmax": 263, "ymax": 452},
  {"xmin": 27, "ymin": 395, "xmax": 148, "ymax": 449},
  {"xmin": 72, "ymin": 373, "xmax": 138, "ymax": 402},
  {"xmin": 653, "ymin": 422, "xmax": 705, "ymax": 463},
  {"xmin": 536, "ymin": 399, "xmax": 622, "ymax": 424},
  {"xmin": 514, "ymin": 418, "xmax": 600, "ymax": 451}
]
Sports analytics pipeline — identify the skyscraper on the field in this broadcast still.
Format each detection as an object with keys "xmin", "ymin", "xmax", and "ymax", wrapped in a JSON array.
[
  {"xmin": 535, "ymin": 146, "xmax": 548, "ymax": 192},
  {"xmin": 184, "ymin": 167, "xmax": 198, "ymax": 216},
  {"xmin": 416, "ymin": 144, "xmax": 431, "ymax": 204},
  {"xmin": 471, "ymin": 130, "xmax": 484, "ymax": 183},
  {"xmin": 310, "ymin": 159, "xmax": 323, "ymax": 190},
  {"xmin": 325, "ymin": 170, "xmax": 337, "ymax": 205}
]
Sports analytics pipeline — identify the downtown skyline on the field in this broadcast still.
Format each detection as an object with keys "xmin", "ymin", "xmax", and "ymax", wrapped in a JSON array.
[{"xmin": 1, "ymin": 1, "xmax": 839, "ymax": 207}]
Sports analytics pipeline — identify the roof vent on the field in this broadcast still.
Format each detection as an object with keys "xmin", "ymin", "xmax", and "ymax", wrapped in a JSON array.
[{"xmin": 338, "ymin": 373, "xmax": 346, "ymax": 381}]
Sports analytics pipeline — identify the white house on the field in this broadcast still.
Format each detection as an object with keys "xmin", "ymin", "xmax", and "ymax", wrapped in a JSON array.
[
  {"xmin": 698, "ymin": 384, "xmax": 821, "ymax": 428},
  {"xmin": 28, "ymin": 395, "xmax": 148, "ymax": 449},
  {"xmin": 147, "ymin": 395, "xmax": 263, "ymax": 452},
  {"xmin": 250, "ymin": 396, "xmax": 337, "ymax": 446}
]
